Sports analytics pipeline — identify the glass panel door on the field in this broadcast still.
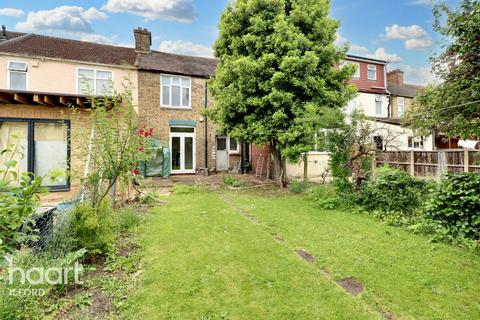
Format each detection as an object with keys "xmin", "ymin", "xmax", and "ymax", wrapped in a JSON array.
[
  {"xmin": 184, "ymin": 137, "xmax": 193, "ymax": 170},
  {"xmin": 171, "ymin": 136, "xmax": 181, "ymax": 171},
  {"xmin": 0, "ymin": 121, "xmax": 28, "ymax": 180}
]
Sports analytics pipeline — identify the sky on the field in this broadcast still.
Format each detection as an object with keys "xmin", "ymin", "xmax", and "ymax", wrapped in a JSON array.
[{"xmin": 0, "ymin": 0, "xmax": 460, "ymax": 85}]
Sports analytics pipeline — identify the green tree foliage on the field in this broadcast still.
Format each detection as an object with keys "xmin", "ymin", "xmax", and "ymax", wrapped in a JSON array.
[
  {"xmin": 404, "ymin": 0, "xmax": 480, "ymax": 138},
  {"xmin": 209, "ymin": 0, "xmax": 356, "ymax": 185}
]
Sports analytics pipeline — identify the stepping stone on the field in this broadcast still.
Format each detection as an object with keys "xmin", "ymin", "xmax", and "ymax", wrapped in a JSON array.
[
  {"xmin": 336, "ymin": 277, "xmax": 364, "ymax": 296},
  {"xmin": 296, "ymin": 249, "xmax": 315, "ymax": 263}
]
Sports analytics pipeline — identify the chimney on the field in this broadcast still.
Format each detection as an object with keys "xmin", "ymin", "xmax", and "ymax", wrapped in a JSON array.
[
  {"xmin": 0, "ymin": 25, "xmax": 7, "ymax": 41},
  {"xmin": 387, "ymin": 69, "xmax": 404, "ymax": 85},
  {"xmin": 134, "ymin": 28, "xmax": 151, "ymax": 53}
]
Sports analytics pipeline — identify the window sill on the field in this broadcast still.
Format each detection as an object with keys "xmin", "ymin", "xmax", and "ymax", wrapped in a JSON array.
[
  {"xmin": 47, "ymin": 187, "xmax": 71, "ymax": 192},
  {"xmin": 160, "ymin": 106, "xmax": 192, "ymax": 110}
]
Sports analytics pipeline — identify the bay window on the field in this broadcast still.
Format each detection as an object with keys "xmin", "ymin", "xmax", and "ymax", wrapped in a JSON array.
[
  {"xmin": 161, "ymin": 75, "xmax": 191, "ymax": 108},
  {"xmin": 0, "ymin": 119, "xmax": 70, "ymax": 190},
  {"xmin": 8, "ymin": 61, "xmax": 28, "ymax": 91},
  {"xmin": 77, "ymin": 68, "xmax": 113, "ymax": 95}
]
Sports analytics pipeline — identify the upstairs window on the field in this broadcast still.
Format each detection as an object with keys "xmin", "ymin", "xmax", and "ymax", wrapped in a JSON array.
[
  {"xmin": 340, "ymin": 61, "xmax": 360, "ymax": 79},
  {"xmin": 375, "ymin": 95, "xmax": 383, "ymax": 115},
  {"xmin": 161, "ymin": 75, "xmax": 191, "ymax": 108},
  {"xmin": 77, "ymin": 68, "xmax": 113, "ymax": 95},
  {"xmin": 397, "ymin": 97, "xmax": 405, "ymax": 117},
  {"xmin": 408, "ymin": 136, "xmax": 425, "ymax": 149},
  {"xmin": 8, "ymin": 61, "xmax": 28, "ymax": 91},
  {"xmin": 367, "ymin": 64, "xmax": 377, "ymax": 81}
]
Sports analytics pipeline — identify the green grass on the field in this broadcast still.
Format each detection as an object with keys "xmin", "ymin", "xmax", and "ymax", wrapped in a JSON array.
[{"xmin": 125, "ymin": 189, "xmax": 480, "ymax": 320}]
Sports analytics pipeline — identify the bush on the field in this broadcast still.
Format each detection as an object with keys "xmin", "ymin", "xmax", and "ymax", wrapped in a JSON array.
[
  {"xmin": 425, "ymin": 173, "xmax": 480, "ymax": 241},
  {"xmin": 288, "ymin": 180, "xmax": 309, "ymax": 194},
  {"xmin": 358, "ymin": 166, "xmax": 427, "ymax": 214},
  {"xmin": 68, "ymin": 201, "xmax": 114, "ymax": 257},
  {"xmin": 306, "ymin": 185, "xmax": 341, "ymax": 210},
  {"xmin": 116, "ymin": 207, "xmax": 141, "ymax": 233},
  {"xmin": 222, "ymin": 175, "xmax": 244, "ymax": 188}
]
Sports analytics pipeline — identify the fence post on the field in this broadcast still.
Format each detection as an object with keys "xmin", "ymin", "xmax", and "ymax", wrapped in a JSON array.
[
  {"xmin": 409, "ymin": 150, "xmax": 415, "ymax": 177},
  {"xmin": 464, "ymin": 150, "xmax": 469, "ymax": 173},
  {"xmin": 303, "ymin": 153, "xmax": 308, "ymax": 182},
  {"xmin": 438, "ymin": 151, "xmax": 447, "ymax": 179}
]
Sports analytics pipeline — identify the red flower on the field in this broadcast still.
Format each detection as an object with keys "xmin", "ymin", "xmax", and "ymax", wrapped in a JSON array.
[{"xmin": 133, "ymin": 169, "xmax": 140, "ymax": 176}]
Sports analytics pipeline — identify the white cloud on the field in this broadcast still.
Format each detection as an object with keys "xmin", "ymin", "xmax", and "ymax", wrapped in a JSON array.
[
  {"xmin": 385, "ymin": 24, "xmax": 428, "ymax": 40},
  {"xmin": 410, "ymin": 0, "xmax": 435, "ymax": 5},
  {"xmin": 103, "ymin": 0, "xmax": 195, "ymax": 23},
  {"xmin": 80, "ymin": 33, "xmax": 115, "ymax": 45},
  {"xmin": 0, "ymin": 8, "xmax": 25, "ymax": 17},
  {"xmin": 405, "ymin": 38, "xmax": 434, "ymax": 50},
  {"xmin": 159, "ymin": 40, "xmax": 213, "ymax": 58},
  {"xmin": 389, "ymin": 63, "xmax": 435, "ymax": 85},
  {"xmin": 16, "ymin": 6, "xmax": 107, "ymax": 34},
  {"xmin": 384, "ymin": 24, "xmax": 433, "ymax": 50},
  {"xmin": 335, "ymin": 32, "xmax": 369, "ymax": 55},
  {"xmin": 367, "ymin": 48, "xmax": 402, "ymax": 62}
]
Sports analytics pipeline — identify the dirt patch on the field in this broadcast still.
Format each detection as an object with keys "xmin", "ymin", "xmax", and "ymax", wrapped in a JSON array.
[
  {"xmin": 336, "ymin": 277, "xmax": 364, "ymax": 296},
  {"xmin": 379, "ymin": 309, "xmax": 394, "ymax": 320},
  {"xmin": 296, "ymin": 249, "xmax": 315, "ymax": 263}
]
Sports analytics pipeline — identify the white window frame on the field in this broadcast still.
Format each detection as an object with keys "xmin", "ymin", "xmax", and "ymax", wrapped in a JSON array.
[
  {"xmin": 375, "ymin": 95, "xmax": 383, "ymax": 115},
  {"xmin": 7, "ymin": 60, "xmax": 28, "ymax": 91},
  {"xmin": 367, "ymin": 64, "xmax": 377, "ymax": 81},
  {"xmin": 169, "ymin": 126, "xmax": 196, "ymax": 174},
  {"xmin": 341, "ymin": 61, "xmax": 360, "ymax": 79},
  {"xmin": 408, "ymin": 136, "xmax": 425, "ymax": 149},
  {"xmin": 397, "ymin": 97, "xmax": 405, "ymax": 117},
  {"xmin": 228, "ymin": 137, "xmax": 240, "ymax": 154},
  {"xmin": 76, "ymin": 67, "xmax": 114, "ymax": 96},
  {"xmin": 160, "ymin": 74, "xmax": 192, "ymax": 109}
]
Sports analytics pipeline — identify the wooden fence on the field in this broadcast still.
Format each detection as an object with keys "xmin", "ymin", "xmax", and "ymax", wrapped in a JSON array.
[{"xmin": 375, "ymin": 150, "xmax": 480, "ymax": 178}]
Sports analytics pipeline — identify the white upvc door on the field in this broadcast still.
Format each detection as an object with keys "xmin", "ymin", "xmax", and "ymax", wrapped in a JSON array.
[
  {"xmin": 216, "ymin": 136, "xmax": 229, "ymax": 171},
  {"xmin": 170, "ymin": 128, "xmax": 196, "ymax": 174}
]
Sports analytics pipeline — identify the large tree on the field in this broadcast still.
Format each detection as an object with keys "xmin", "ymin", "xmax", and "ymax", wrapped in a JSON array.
[
  {"xmin": 404, "ymin": 0, "xmax": 480, "ymax": 138},
  {"xmin": 209, "ymin": 0, "xmax": 356, "ymax": 185}
]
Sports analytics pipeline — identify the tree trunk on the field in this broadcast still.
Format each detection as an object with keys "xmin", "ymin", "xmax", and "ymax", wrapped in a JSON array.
[{"xmin": 270, "ymin": 140, "xmax": 285, "ymax": 188}]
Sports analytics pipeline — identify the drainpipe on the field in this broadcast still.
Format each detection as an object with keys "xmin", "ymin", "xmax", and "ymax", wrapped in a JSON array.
[{"xmin": 204, "ymin": 80, "xmax": 209, "ymax": 175}]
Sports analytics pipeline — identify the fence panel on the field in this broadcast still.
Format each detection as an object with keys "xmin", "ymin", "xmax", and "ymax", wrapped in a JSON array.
[{"xmin": 375, "ymin": 150, "xmax": 479, "ymax": 179}]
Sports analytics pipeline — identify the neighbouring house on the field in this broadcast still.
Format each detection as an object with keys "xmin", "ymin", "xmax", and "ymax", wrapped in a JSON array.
[{"xmin": 0, "ymin": 27, "xmax": 138, "ymax": 203}]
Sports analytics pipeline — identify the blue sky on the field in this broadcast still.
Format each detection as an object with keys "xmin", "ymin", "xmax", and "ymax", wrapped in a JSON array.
[{"xmin": 0, "ymin": 0, "xmax": 459, "ymax": 85}]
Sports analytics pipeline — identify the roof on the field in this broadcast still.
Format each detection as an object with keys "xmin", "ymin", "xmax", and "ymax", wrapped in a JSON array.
[
  {"xmin": 346, "ymin": 54, "xmax": 387, "ymax": 65},
  {"xmin": 387, "ymin": 82, "xmax": 423, "ymax": 98},
  {"xmin": 137, "ymin": 51, "xmax": 217, "ymax": 77},
  {"xmin": 0, "ymin": 33, "xmax": 138, "ymax": 66}
]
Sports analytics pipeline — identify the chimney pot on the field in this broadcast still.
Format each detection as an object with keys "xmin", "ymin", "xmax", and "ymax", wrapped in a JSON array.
[
  {"xmin": 0, "ymin": 25, "xmax": 7, "ymax": 41},
  {"xmin": 134, "ymin": 27, "xmax": 151, "ymax": 53}
]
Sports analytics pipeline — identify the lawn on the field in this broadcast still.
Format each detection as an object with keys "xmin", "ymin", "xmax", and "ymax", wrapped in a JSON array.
[{"xmin": 125, "ymin": 188, "xmax": 480, "ymax": 320}]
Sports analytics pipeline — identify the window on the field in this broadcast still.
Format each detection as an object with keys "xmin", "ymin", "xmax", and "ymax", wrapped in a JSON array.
[
  {"xmin": 373, "ymin": 135, "xmax": 384, "ymax": 151},
  {"xmin": 161, "ymin": 75, "xmax": 191, "ymax": 108},
  {"xmin": 77, "ymin": 68, "xmax": 113, "ymax": 95},
  {"xmin": 346, "ymin": 97, "xmax": 359, "ymax": 114},
  {"xmin": 408, "ymin": 136, "xmax": 424, "ymax": 149},
  {"xmin": 367, "ymin": 64, "xmax": 377, "ymax": 81},
  {"xmin": 8, "ymin": 61, "xmax": 28, "ymax": 90},
  {"xmin": 375, "ymin": 95, "xmax": 383, "ymax": 115},
  {"xmin": 0, "ymin": 118, "xmax": 70, "ymax": 190},
  {"xmin": 397, "ymin": 97, "xmax": 405, "ymax": 117},
  {"xmin": 340, "ymin": 61, "xmax": 360, "ymax": 79},
  {"xmin": 228, "ymin": 138, "xmax": 240, "ymax": 153}
]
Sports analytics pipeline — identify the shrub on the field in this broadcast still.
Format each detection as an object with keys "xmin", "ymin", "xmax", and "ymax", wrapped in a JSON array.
[
  {"xmin": 358, "ymin": 166, "xmax": 427, "ymax": 214},
  {"xmin": 425, "ymin": 173, "xmax": 480, "ymax": 241},
  {"xmin": 288, "ymin": 180, "xmax": 309, "ymax": 194},
  {"xmin": 69, "ymin": 201, "xmax": 114, "ymax": 257},
  {"xmin": 222, "ymin": 175, "xmax": 244, "ymax": 188},
  {"xmin": 116, "ymin": 207, "xmax": 141, "ymax": 233},
  {"xmin": 306, "ymin": 185, "xmax": 341, "ymax": 210}
]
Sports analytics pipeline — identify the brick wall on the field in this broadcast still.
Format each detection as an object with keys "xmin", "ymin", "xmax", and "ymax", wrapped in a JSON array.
[
  {"xmin": 0, "ymin": 103, "xmax": 91, "ymax": 204},
  {"xmin": 137, "ymin": 71, "xmax": 217, "ymax": 171}
]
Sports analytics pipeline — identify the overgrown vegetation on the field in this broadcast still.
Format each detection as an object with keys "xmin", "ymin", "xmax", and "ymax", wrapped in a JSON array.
[{"xmin": 425, "ymin": 173, "xmax": 480, "ymax": 242}]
